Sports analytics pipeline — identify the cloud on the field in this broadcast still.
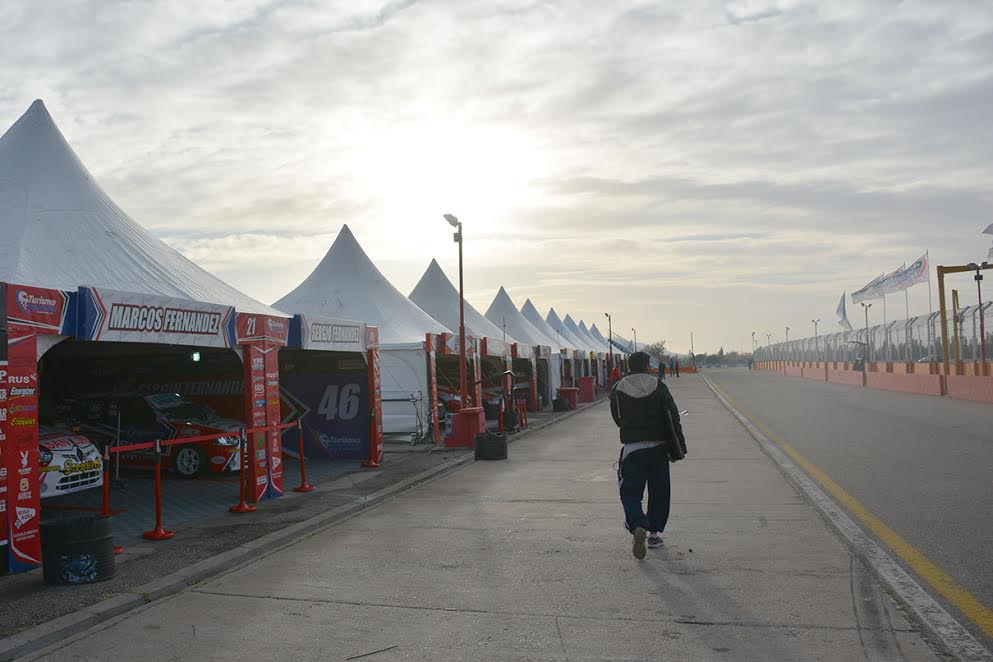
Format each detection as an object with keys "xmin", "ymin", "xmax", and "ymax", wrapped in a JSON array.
[{"xmin": 1, "ymin": 0, "xmax": 991, "ymax": 351}]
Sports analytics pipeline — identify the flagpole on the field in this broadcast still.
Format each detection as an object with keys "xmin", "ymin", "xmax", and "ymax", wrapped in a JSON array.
[
  {"xmin": 927, "ymin": 251, "xmax": 935, "ymax": 359},
  {"xmin": 904, "ymin": 287, "xmax": 910, "ymax": 361}
]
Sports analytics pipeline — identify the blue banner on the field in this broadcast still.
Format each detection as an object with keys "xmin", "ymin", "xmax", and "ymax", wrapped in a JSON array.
[{"xmin": 280, "ymin": 371, "xmax": 369, "ymax": 460}]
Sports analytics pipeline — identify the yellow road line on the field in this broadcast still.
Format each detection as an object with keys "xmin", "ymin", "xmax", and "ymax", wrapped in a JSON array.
[{"xmin": 709, "ymin": 378, "xmax": 993, "ymax": 640}]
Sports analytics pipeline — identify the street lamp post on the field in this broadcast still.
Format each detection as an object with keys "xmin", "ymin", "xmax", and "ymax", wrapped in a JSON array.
[
  {"xmin": 970, "ymin": 262, "xmax": 988, "ymax": 365},
  {"xmin": 785, "ymin": 326, "xmax": 790, "ymax": 361},
  {"xmin": 812, "ymin": 319, "xmax": 820, "ymax": 362},
  {"xmin": 751, "ymin": 331, "xmax": 756, "ymax": 355},
  {"xmin": 605, "ymin": 313, "xmax": 614, "ymax": 375},
  {"xmin": 766, "ymin": 333, "xmax": 772, "ymax": 360},
  {"xmin": 443, "ymin": 214, "xmax": 467, "ymax": 405},
  {"xmin": 631, "ymin": 328, "xmax": 637, "ymax": 352}
]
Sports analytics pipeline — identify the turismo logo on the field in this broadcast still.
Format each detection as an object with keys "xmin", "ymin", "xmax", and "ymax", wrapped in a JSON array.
[
  {"xmin": 16, "ymin": 290, "xmax": 57, "ymax": 315},
  {"xmin": 108, "ymin": 304, "xmax": 221, "ymax": 335}
]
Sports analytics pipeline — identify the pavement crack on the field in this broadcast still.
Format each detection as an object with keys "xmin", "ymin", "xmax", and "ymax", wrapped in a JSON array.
[{"xmin": 190, "ymin": 589, "xmax": 916, "ymax": 633}]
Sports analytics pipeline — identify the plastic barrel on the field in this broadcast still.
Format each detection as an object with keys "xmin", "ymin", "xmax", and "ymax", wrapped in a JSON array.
[
  {"xmin": 40, "ymin": 514, "xmax": 115, "ymax": 586},
  {"xmin": 474, "ymin": 432, "xmax": 508, "ymax": 461}
]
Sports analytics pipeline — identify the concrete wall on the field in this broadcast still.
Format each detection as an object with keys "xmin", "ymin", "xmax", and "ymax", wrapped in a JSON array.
[
  {"xmin": 865, "ymin": 371, "xmax": 943, "ymax": 397},
  {"xmin": 945, "ymin": 375, "xmax": 993, "ymax": 404}
]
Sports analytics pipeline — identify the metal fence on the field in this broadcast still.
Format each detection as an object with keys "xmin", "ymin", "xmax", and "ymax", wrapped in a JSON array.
[{"xmin": 754, "ymin": 303, "xmax": 992, "ymax": 363}]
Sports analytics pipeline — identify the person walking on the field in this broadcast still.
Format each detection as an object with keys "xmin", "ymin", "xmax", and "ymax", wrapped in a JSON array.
[
  {"xmin": 659, "ymin": 359, "xmax": 666, "ymax": 379},
  {"xmin": 674, "ymin": 358, "xmax": 680, "ymax": 378},
  {"xmin": 609, "ymin": 351, "xmax": 685, "ymax": 559}
]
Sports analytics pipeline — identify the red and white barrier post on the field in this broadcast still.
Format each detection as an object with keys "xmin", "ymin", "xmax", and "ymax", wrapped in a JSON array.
[
  {"xmin": 293, "ymin": 420, "xmax": 315, "ymax": 493},
  {"xmin": 142, "ymin": 439, "xmax": 175, "ymax": 541},
  {"xmin": 229, "ymin": 429, "xmax": 256, "ymax": 513}
]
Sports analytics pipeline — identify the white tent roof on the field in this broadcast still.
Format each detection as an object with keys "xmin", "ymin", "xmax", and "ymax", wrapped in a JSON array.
[
  {"xmin": 610, "ymin": 333, "xmax": 633, "ymax": 354},
  {"xmin": 546, "ymin": 308, "xmax": 591, "ymax": 351},
  {"xmin": 578, "ymin": 320, "xmax": 611, "ymax": 352},
  {"xmin": 273, "ymin": 225, "xmax": 450, "ymax": 347},
  {"xmin": 483, "ymin": 287, "xmax": 556, "ymax": 348},
  {"xmin": 520, "ymin": 299, "xmax": 570, "ymax": 350},
  {"xmin": 563, "ymin": 314, "xmax": 596, "ymax": 353},
  {"xmin": 589, "ymin": 323, "xmax": 620, "ymax": 353},
  {"xmin": 0, "ymin": 100, "xmax": 281, "ymax": 316},
  {"xmin": 409, "ymin": 259, "xmax": 508, "ymax": 341}
]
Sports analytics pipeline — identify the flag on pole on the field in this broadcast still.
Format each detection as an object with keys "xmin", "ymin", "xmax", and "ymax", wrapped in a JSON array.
[
  {"xmin": 894, "ymin": 252, "xmax": 929, "ymax": 289},
  {"xmin": 836, "ymin": 293, "xmax": 853, "ymax": 331},
  {"xmin": 852, "ymin": 273, "xmax": 886, "ymax": 304}
]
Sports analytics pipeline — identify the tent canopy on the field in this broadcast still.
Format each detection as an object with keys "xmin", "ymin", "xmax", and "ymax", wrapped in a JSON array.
[
  {"xmin": 520, "ymin": 299, "xmax": 570, "ymax": 351},
  {"xmin": 578, "ymin": 320, "xmax": 611, "ymax": 352},
  {"xmin": 409, "ymin": 259, "xmax": 508, "ymax": 342},
  {"xmin": 589, "ymin": 323, "xmax": 618, "ymax": 353},
  {"xmin": 483, "ymin": 287, "xmax": 556, "ymax": 348},
  {"xmin": 273, "ymin": 225, "xmax": 450, "ymax": 348},
  {"xmin": 0, "ymin": 100, "xmax": 280, "ymax": 316},
  {"xmin": 546, "ymin": 308, "xmax": 591, "ymax": 351}
]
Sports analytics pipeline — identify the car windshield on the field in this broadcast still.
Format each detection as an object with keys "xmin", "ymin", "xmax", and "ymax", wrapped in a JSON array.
[{"xmin": 158, "ymin": 402, "xmax": 216, "ymax": 421}]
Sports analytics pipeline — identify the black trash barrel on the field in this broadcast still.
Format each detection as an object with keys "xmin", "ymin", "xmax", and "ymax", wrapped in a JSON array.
[
  {"xmin": 40, "ymin": 514, "xmax": 115, "ymax": 585},
  {"xmin": 475, "ymin": 431, "xmax": 508, "ymax": 461}
]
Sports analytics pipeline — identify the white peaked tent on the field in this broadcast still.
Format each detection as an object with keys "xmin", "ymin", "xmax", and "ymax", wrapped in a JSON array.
[
  {"xmin": 484, "ymin": 288, "xmax": 562, "ymax": 405},
  {"xmin": 273, "ymin": 225, "xmax": 451, "ymax": 436},
  {"xmin": 563, "ymin": 314, "xmax": 595, "ymax": 353},
  {"xmin": 546, "ymin": 308, "xmax": 590, "ymax": 351},
  {"xmin": 0, "ymin": 100, "xmax": 280, "ymax": 319},
  {"xmin": 484, "ymin": 288, "xmax": 557, "ymax": 349},
  {"xmin": 578, "ymin": 320, "xmax": 611, "ymax": 353},
  {"xmin": 589, "ymin": 323, "xmax": 619, "ymax": 355},
  {"xmin": 409, "ymin": 259, "xmax": 508, "ymax": 342},
  {"xmin": 521, "ymin": 299, "xmax": 569, "ymax": 351}
]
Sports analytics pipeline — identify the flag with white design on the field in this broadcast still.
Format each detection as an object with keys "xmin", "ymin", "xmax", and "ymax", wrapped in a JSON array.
[{"xmin": 836, "ymin": 293, "xmax": 853, "ymax": 332}]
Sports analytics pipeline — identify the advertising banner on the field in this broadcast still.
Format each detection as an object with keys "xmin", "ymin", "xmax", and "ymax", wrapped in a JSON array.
[
  {"xmin": 536, "ymin": 345, "xmax": 551, "ymax": 360},
  {"xmin": 264, "ymin": 346, "xmax": 283, "ymax": 496},
  {"xmin": 426, "ymin": 334, "xmax": 440, "ymax": 443},
  {"xmin": 366, "ymin": 327, "xmax": 383, "ymax": 467},
  {"xmin": 280, "ymin": 370, "xmax": 370, "ymax": 460},
  {"xmin": 243, "ymin": 344, "xmax": 271, "ymax": 503},
  {"xmin": 6, "ymin": 285, "xmax": 74, "ymax": 335},
  {"xmin": 236, "ymin": 312, "xmax": 289, "ymax": 346},
  {"xmin": 3, "ymin": 331, "xmax": 41, "ymax": 574},
  {"xmin": 290, "ymin": 314, "xmax": 366, "ymax": 353},
  {"xmin": 79, "ymin": 287, "xmax": 236, "ymax": 348}
]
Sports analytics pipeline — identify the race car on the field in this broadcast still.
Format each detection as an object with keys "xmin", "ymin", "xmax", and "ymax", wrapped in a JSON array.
[
  {"xmin": 38, "ymin": 426, "xmax": 104, "ymax": 499},
  {"xmin": 63, "ymin": 393, "xmax": 242, "ymax": 477}
]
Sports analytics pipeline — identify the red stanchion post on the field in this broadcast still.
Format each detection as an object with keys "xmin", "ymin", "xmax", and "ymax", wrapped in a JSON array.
[
  {"xmin": 230, "ymin": 429, "xmax": 256, "ymax": 513},
  {"xmin": 142, "ymin": 440, "xmax": 175, "ymax": 541},
  {"xmin": 293, "ymin": 420, "xmax": 315, "ymax": 493}
]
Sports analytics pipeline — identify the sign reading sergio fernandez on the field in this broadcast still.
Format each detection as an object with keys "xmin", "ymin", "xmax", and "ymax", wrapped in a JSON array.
[{"xmin": 79, "ymin": 287, "xmax": 236, "ymax": 348}]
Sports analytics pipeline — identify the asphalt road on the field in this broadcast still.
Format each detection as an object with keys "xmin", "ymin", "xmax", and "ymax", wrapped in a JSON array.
[
  {"xmin": 706, "ymin": 367, "xmax": 993, "ymax": 643},
  {"xmin": 25, "ymin": 377, "xmax": 938, "ymax": 661}
]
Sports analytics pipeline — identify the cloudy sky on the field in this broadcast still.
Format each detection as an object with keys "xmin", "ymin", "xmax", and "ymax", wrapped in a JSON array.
[{"xmin": 2, "ymin": 0, "xmax": 991, "ymax": 353}]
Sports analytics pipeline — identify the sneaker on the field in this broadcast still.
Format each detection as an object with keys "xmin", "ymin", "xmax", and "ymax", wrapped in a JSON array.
[
  {"xmin": 632, "ymin": 527, "xmax": 647, "ymax": 560},
  {"xmin": 647, "ymin": 534, "xmax": 663, "ymax": 549}
]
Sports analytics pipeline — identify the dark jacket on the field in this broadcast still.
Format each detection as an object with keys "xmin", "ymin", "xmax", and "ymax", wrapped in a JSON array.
[{"xmin": 609, "ymin": 372, "xmax": 684, "ymax": 447}]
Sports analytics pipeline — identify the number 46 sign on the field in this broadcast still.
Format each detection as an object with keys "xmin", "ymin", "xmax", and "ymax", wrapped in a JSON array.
[{"xmin": 317, "ymin": 384, "xmax": 361, "ymax": 421}]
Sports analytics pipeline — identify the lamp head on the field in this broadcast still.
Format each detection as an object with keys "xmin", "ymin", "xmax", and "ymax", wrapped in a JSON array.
[{"xmin": 443, "ymin": 213, "xmax": 459, "ymax": 227}]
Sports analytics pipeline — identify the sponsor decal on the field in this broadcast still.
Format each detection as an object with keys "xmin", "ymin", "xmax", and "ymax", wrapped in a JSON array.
[
  {"xmin": 108, "ymin": 304, "xmax": 222, "ymax": 335},
  {"xmin": 318, "ymin": 435, "xmax": 363, "ymax": 452},
  {"xmin": 266, "ymin": 318, "xmax": 285, "ymax": 334},
  {"xmin": 0, "ymin": 408, "xmax": 6, "ymax": 421},
  {"xmin": 20, "ymin": 450, "xmax": 29, "ymax": 467},
  {"xmin": 311, "ymin": 323, "xmax": 361, "ymax": 344},
  {"xmin": 251, "ymin": 357, "xmax": 264, "ymax": 371},
  {"xmin": 272, "ymin": 456, "xmax": 281, "ymax": 470},
  {"xmin": 9, "ymin": 386, "xmax": 36, "ymax": 397},
  {"xmin": 20, "ymin": 478, "xmax": 30, "ymax": 492},
  {"xmin": 16, "ymin": 290, "xmax": 57, "ymax": 315},
  {"xmin": 7, "ymin": 375, "xmax": 30, "ymax": 385},
  {"xmin": 15, "ymin": 507, "xmax": 37, "ymax": 530},
  {"xmin": 10, "ymin": 404, "xmax": 37, "ymax": 414},
  {"xmin": 61, "ymin": 458, "xmax": 102, "ymax": 475},
  {"xmin": 210, "ymin": 456, "xmax": 226, "ymax": 465},
  {"xmin": 253, "ymin": 382, "xmax": 264, "ymax": 396},
  {"xmin": 11, "ymin": 417, "xmax": 34, "ymax": 427}
]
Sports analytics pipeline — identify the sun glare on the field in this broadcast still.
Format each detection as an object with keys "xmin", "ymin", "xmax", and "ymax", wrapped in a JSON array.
[{"xmin": 356, "ymin": 122, "xmax": 545, "ymax": 251}]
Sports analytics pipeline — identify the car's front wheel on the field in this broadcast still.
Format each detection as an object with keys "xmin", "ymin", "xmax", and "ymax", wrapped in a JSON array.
[{"xmin": 173, "ymin": 445, "xmax": 206, "ymax": 478}]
